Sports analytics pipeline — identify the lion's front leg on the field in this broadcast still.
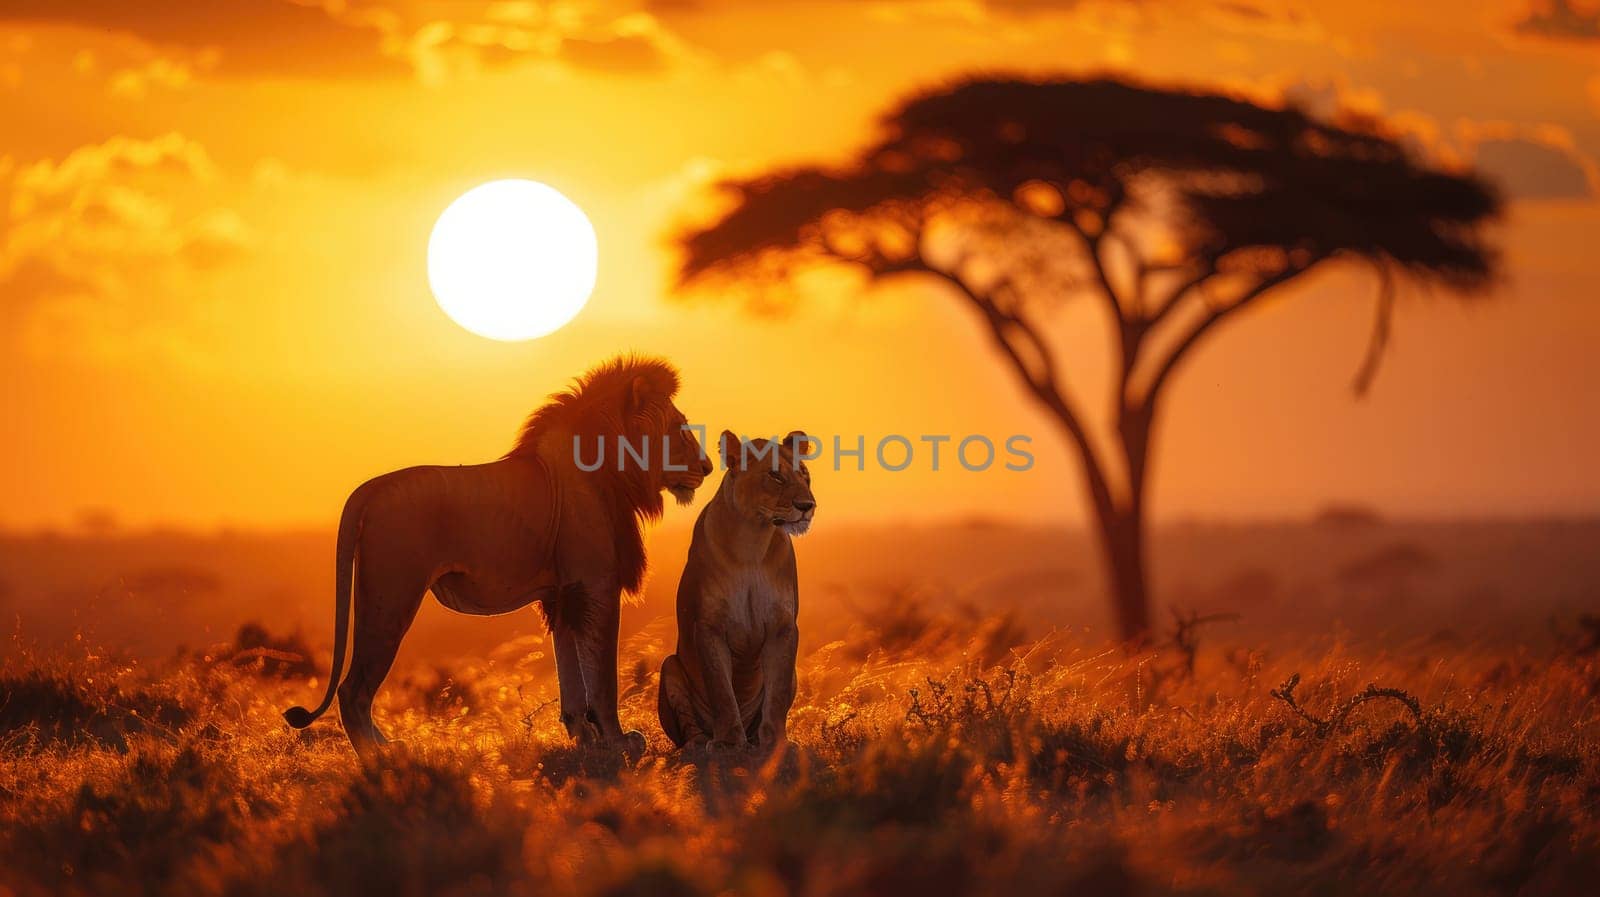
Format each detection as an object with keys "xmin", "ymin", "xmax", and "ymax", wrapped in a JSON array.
[
  {"xmin": 574, "ymin": 581, "xmax": 645, "ymax": 756},
  {"xmin": 552, "ymin": 623, "xmax": 600, "ymax": 743}
]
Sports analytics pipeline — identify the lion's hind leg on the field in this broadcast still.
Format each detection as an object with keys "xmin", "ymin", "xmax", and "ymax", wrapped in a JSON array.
[
  {"xmin": 338, "ymin": 569, "xmax": 426, "ymax": 763},
  {"xmin": 657, "ymin": 654, "xmax": 709, "ymax": 749}
]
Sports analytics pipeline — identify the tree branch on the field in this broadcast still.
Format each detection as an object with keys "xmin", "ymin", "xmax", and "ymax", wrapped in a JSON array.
[
  {"xmin": 1063, "ymin": 217, "xmax": 1128, "ymax": 328},
  {"xmin": 1102, "ymin": 230, "xmax": 1142, "ymax": 309},
  {"xmin": 1145, "ymin": 263, "xmax": 1217, "ymax": 331},
  {"xmin": 989, "ymin": 280, "xmax": 1061, "ymax": 388},
  {"xmin": 1350, "ymin": 259, "xmax": 1395, "ymax": 398},
  {"xmin": 1136, "ymin": 257, "xmax": 1328, "ymax": 409},
  {"xmin": 912, "ymin": 263, "xmax": 1122, "ymax": 523}
]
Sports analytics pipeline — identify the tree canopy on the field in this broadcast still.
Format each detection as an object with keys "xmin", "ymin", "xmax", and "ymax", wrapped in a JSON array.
[{"xmin": 682, "ymin": 76, "xmax": 1499, "ymax": 293}]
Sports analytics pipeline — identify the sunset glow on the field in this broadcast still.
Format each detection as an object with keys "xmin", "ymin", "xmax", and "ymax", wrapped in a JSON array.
[{"xmin": 3, "ymin": 5, "xmax": 1599, "ymax": 895}]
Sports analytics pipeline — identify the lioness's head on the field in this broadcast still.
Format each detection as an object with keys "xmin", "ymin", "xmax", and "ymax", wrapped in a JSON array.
[{"xmin": 717, "ymin": 430, "xmax": 817, "ymax": 536}]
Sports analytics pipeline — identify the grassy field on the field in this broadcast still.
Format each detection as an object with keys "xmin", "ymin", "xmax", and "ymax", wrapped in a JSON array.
[{"xmin": 3, "ymin": 602, "xmax": 1598, "ymax": 897}]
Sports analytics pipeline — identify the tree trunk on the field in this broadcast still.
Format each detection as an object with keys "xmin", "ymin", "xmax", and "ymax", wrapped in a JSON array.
[
  {"xmin": 951, "ymin": 273, "xmax": 1159, "ymax": 644},
  {"xmin": 1096, "ymin": 508, "xmax": 1152, "ymax": 643}
]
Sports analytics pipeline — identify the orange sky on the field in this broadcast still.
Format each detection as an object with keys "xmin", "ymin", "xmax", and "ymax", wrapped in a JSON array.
[{"xmin": 1, "ymin": 0, "xmax": 1598, "ymax": 530}]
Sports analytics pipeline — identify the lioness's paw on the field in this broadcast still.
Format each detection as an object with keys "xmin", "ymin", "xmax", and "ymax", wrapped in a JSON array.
[
  {"xmin": 706, "ymin": 737, "xmax": 752, "ymax": 756},
  {"xmin": 761, "ymin": 738, "xmax": 799, "ymax": 760}
]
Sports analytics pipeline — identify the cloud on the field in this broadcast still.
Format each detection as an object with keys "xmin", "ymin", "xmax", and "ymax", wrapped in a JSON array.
[
  {"xmin": 0, "ymin": 134, "xmax": 253, "ymax": 359},
  {"xmin": 560, "ymin": 32, "xmax": 673, "ymax": 74},
  {"xmin": 968, "ymin": 0, "xmax": 1092, "ymax": 12},
  {"xmin": 422, "ymin": 9, "xmax": 689, "ymax": 76},
  {"xmin": 849, "ymin": 0, "xmax": 1148, "ymax": 22},
  {"xmin": 1253, "ymin": 77, "xmax": 1596, "ymax": 202},
  {"xmin": 1458, "ymin": 121, "xmax": 1598, "ymax": 200},
  {"xmin": 1269, "ymin": 77, "xmax": 1451, "ymax": 165},
  {"xmin": 106, "ymin": 56, "xmax": 196, "ymax": 98},
  {"xmin": 1198, "ymin": 0, "xmax": 1327, "ymax": 42},
  {"xmin": 0, "ymin": 0, "xmax": 411, "ymax": 78},
  {"xmin": 8, "ymin": 132, "xmax": 217, "ymax": 214},
  {"xmin": 0, "ymin": 1, "xmax": 696, "ymax": 82},
  {"xmin": 1471, "ymin": 138, "xmax": 1597, "ymax": 200},
  {"xmin": 1514, "ymin": 0, "xmax": 1600, "ymax": 41}
]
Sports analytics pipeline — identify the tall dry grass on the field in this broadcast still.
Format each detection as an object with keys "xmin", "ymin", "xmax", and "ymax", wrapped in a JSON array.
[{"xmin": 2, "ymin": 607, "xmax": 1597, "ymax": 897}]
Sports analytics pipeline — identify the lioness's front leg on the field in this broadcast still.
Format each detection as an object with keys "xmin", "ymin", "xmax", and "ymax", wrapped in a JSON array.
[
  {"xmin": 692, "ymin": 620, "xmax": 747, "ymax": 750},
  {"xmin": 758, "ymin": 622, "xmax": 799, "ymax": 751},
  {"xmin": 657, "ymin": 653, "xmax": 709, "ymax": 748}
]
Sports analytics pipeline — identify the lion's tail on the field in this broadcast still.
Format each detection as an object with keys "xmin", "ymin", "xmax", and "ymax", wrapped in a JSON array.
[{"xmin": 284, "ymin": 478, "xmax": 379, "ymax": 729}]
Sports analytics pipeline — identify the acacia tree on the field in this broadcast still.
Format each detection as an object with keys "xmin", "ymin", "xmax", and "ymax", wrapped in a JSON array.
[{"xmin": 676, "ymin": 76, "xmax": 1501, "ymax": 641}]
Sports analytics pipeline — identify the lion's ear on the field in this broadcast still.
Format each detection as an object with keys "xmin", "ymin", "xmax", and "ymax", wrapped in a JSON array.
[
  {"xmin": 719, "ymin": 430, "xmax": 743, "ymax": 470},
  {"xmin": 785, "ymin": 430, "xmax": 816, "ymax": 457},
  {"xmin": 626, "ymin": 375, "xmax": 653, "ymax": 414}
]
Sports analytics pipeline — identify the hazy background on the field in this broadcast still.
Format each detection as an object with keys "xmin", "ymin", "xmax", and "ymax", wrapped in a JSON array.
[{"xmin": 6, "ymin": 515, "xmax": 1596, "ymax": 668}]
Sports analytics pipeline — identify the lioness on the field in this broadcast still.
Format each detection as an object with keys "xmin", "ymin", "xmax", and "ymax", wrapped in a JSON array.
[{"xmin": 658, "ymin": 430, "xmax": 816, "ymax": 752}]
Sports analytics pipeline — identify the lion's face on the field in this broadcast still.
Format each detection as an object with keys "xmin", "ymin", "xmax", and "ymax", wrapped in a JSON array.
[
  {"xmin": 717, "ymin": 430, "xmax": 817, "ymax": 536},
  {"xmin": 660, "ymin": 400, "xmax": 713, "ymax": 505},
  {"xmin": 621, "ymin": 371, "xmax": 713, "ymax": 506}
]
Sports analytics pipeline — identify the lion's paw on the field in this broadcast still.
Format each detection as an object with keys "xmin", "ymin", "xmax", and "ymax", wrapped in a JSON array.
[{"xmin": 616, "ymin": 729, "xmax": 647, "ymax": 760}]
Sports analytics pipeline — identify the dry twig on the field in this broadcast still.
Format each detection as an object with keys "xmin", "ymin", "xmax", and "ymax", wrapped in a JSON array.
[
  {"xmin": 1167, "ymin": 607, "xmax": 1240, "ymax": 677},
  {"xmin": 1269, "ymin": 673, "xmax": 1426, "ymax": 736}
]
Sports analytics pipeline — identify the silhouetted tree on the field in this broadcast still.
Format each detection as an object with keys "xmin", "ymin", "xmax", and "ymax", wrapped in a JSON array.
[{"xmin": 676, "ymin": 76, "xmax": 1501, "ymax": 641}]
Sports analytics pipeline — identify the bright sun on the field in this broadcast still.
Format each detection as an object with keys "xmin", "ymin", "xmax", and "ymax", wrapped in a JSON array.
[{"xmin": 427, "ymin": 179, "xmax": 598, "ymax": 341}]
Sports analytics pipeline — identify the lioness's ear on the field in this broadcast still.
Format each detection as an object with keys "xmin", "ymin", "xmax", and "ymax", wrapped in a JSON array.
[
  {"xmin": 718, "ymin": 430, "xmax": 742, "ymax": 470},
  {"xmin": 785, "ymin": 430, "xmax": 816, "ymax": 458}
]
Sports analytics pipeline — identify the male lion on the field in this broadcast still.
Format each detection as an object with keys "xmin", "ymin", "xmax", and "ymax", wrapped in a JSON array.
[
  {"xmin": 284, "ymin": 356, "xmax": 712, "ymax": 761},
  {"xmin": 657, "ymin": 430, "xmax": 816, "ymax": 753}
]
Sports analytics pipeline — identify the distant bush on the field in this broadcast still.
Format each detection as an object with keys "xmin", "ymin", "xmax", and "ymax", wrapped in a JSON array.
[
  {"xmin": 221, "ymin": 622, "xmax": 318, "ymax": 679},
  {"xmin": 839, "ymin": 585, "xmax": 1029, "ymax": 667},
  {"xmin": 1336, "ymin": 542, "xmax": 1437, "ymax": 585},
  {"xmin": 1312, "ymin": 503, "xmax": 1386, "ymax": 528},
  {"xmin": 119, "ymin": 566, "xmax": 224, "ymax": 605},
  {"xmin": 0, "ymin": 667, "xmax": 190, "ymax": 751},
  {"xmin": 400, "ymin": 665, "xmax": 480, "ymax": 717}
]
